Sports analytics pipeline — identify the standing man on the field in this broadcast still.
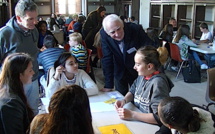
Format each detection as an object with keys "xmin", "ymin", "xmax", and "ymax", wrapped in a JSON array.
[
  {"xmin": 0, "ymin": 0, "xmax": 39, "ymax": 115},
  {"xmin": 100, "ymin": 14, "xmax": 154, "ymax": 96}
]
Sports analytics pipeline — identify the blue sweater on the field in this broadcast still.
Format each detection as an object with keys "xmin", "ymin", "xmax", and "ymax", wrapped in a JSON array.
[{"xmin": 38, "ymin": 47, "xmax": 66, "ymax": 79}]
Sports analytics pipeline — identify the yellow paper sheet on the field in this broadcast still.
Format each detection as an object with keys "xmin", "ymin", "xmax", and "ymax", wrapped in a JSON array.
[
  {"xmin": 98, "ymin": 123, "xmax": 132, "ymax": 134},
  {"xmin": 104, "ymin": 98, "xmax": 117, "ymax": 104}
]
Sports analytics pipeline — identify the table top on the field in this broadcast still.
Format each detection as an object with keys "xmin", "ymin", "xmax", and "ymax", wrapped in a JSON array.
[
  {"xmin": 190, "ymin": 43, "xmax": 215, "ymax": 54},
  {"xmin": 90, "ymin": 91, "xmax": 159, "ymax": 134}
]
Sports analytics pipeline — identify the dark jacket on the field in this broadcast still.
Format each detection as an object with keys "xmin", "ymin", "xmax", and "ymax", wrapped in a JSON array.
[
  {"xmin": 100, "ymin": 22, "xmax": 154, "ymax": 88},
  {"xmin": 0, "ymin": 95, "xmax": 30, "ymax": 134},
  {"xmin": 82, "ymin": 10, "xmax": 103, "ymax": 37},
  {"xmin": 82, "ymin": 10, "xmax": 104, "ymax": 49}
]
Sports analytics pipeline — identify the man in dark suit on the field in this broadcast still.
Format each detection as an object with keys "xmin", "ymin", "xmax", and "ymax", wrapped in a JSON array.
[{"xmin": 100, "ymin": 14, "xmax": 154, "ymax": 96}]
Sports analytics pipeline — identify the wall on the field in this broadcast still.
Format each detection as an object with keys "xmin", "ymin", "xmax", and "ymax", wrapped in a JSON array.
[{"xmin": 139, "ymin": 0, "xmax": 150, "ymax": 30}]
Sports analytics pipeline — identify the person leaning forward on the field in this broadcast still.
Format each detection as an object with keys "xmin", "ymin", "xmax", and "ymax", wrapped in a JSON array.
[{"xmin": 100, "ymin": 14, "xmax": 154, "ymax": 96}]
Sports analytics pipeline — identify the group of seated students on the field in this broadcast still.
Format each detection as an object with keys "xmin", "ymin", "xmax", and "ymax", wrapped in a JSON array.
[
  {"xmin": 38, "ymin": 32, "xmax": 91, "ymax": 93},
  {"xmin": 157, "ymin": 18, "xmax": 215, "ymax": 69},
  {"xmin": 147, "ymin": 18, "xmax": 215, "ymax": 70},
  {"xmin": 1, "ymin": 45, "xmax": 214, "ymax": 134}
]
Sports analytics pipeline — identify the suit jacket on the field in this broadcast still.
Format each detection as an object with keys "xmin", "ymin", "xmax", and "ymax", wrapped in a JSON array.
[{"xmin": 100, "ymin": 22, "xmax": 154, "ymax": 88}]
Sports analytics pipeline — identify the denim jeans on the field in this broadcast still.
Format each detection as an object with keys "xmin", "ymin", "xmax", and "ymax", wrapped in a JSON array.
[
  {"xmin": 191, "ymin": 51, "xmax": 204, "ymax": 65},
  {"xmin": 24, "ymin": 80, "xmax": 39, "ymax": 115},
  {"xmin": 204, "ymin": 54, "xmax": 215, "ymax": 68}
]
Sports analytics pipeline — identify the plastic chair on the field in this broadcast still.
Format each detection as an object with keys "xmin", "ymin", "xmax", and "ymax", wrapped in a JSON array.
[
  {"xmin": 169, "ymin": 43, "xmax": 187, "ymax": 79},
  {"xmin": 64, "ymin": 41, "xmax": 87, "ymax": 52},
  {"xmin": 205, "ymin": 68, "xmax": 215, "ymax": 110}
]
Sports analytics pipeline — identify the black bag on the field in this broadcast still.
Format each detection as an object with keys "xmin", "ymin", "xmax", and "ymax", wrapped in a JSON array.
[{"xmin": 182, "ymin": 60, "xmax": 201, "ymax": 83}]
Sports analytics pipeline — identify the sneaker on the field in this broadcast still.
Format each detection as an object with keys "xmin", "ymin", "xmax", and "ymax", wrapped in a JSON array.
[
  {"xmin": 171, "ymin": 66, "xmax": 178, "ymax": 71},
  {"xmin": 201, "ymin": 64, "xmax": 208, "ymax": 70}
]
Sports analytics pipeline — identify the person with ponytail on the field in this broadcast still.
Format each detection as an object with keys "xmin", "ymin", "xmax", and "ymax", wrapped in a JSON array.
[
  {"xmin": 158, "ymin": 96, "xmax": 215, "ymax": 134},
  {"xmin": 0, "ymin": 53, "xmax": 35, "ymax": 134},
  {"xmin": 30, "ymin": 85, "xmax": 94, "ymax": 134},
  {"xmin": 115, "ymin": 45, "xmax": 174, "ymax": 125}
]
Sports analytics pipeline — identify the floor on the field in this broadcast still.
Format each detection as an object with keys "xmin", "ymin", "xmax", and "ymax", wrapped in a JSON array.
[{"xmin": 93, "ymin": 66, "xmax": 215, "ymax": 114}]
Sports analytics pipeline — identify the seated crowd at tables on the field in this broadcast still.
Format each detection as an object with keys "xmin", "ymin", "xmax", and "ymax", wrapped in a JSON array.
[{"xmin": 0, "ymin": 0, "xmax": 215, "ymax": 134}]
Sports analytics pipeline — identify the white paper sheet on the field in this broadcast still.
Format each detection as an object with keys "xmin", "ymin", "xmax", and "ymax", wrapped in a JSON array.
[
  {"xmin": 106, "ymin": 91, "xmax": 124, "ymax": 99},
  {"xmin": 90, "ymin": 102, "xmax": 115, "ymax": 112}
]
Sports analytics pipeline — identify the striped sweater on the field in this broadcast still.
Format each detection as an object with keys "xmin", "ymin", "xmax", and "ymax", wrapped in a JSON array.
[{"xmin": 70, "ymin": 44, "xmax": 87, "ymax": 70}]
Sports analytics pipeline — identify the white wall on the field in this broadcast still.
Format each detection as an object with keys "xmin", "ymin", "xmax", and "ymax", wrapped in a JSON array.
[{"xmin": 139, "ymin": 0, "xmax": 150, "ymax": 30}]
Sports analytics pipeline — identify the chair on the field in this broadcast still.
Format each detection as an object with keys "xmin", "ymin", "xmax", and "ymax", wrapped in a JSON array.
[
  {"xmin": 169, "ymin": 43, "xmax": 187, "ymax": 79},
  {"xmin": 86, "ymin": 48, "xmax": 96, "ymax": 82},
  {"xmin": 205, "ymin": 68, "xmax": 215, "ymax": 110},
  {"xmin": 86, "ymin": 49, "xmax": 92, "ymax": 74},
  {"xmin": 64, "ymin": 41, "xmax": 87, "ymax": 52},
  {"xmin": 46, "ymin": 67, "xmax": 55, "ymax": 87},
  {"xmin": 64, "ymin": 43, "xmax": 70, "ymax": 51}
]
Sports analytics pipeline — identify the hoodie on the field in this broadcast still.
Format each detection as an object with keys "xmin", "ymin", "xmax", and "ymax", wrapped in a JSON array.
[{"xmin": 130, "ymin": 73, "xmax": 174, "ymax": 125}]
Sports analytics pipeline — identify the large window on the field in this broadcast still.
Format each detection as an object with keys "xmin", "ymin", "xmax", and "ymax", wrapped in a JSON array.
[{"xmin": 56, "ymin": 0, "xmax": 81, "ymax": 15}]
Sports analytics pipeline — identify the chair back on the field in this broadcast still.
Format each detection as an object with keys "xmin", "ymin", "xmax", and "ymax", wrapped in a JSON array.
[
  {"xmin": 169, "ymin": 43, "xmax": 183, "ymax": 62},
  {"xmin": 46, "ymin": 67, "xmax": 55, "ymax": 87},
  {"xmin": 206, "ymin": 68, "xmax": 215, "ymax": 103},
  {"xmin": 97, "ymin": 46, "xmax": 103, "ymax": 59},
  {"xmin": 86, "ymin": 49, "xmax": 92, "ymax": 73},
  {"xmin": 64, "ymin": 41, "xmax": 86, "ymax": 52},
  {"xmin": 64, "ymin": 43, "xmax": 70, "ymax": 51}
]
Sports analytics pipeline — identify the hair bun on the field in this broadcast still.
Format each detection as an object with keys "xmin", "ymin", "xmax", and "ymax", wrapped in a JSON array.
[{"xmin": 157, "ymin": 46, "xmax": 169, "ymax": 65}]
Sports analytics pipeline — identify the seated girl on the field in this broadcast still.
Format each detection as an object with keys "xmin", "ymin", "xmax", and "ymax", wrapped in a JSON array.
[
  {"xmin": 37, "ymin": 20, "xmax": 58, "ymax": 49},
  {"xmin": 114, "ymin": 46, "xmax": 174, "ymax": 125},
  {"xmin": 159, "ymin": 24, "xmax": 173, "ymax": 43},
  {"xmin": 30, "ymin": 85, "xmax": 94, "ymax": 134},
  {"xmin": 172, "ymin": 25, "xmax": 208, "ymax": 69},
  {"xmin": 0, "ymin": 53, "xmax": 35, "ymax": 133},
  {"xmin": 45, "ymin": 52, "xmax": 98, "ymax": 99},
  {"xmin": 158, "ymin": 96, "xmax": 215, "ymax": 134}
]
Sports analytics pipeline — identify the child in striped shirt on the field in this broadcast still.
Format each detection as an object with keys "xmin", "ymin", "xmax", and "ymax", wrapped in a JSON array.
[{"xmin": 69, "ymin": 32, "xmax": 87, "ymax": 71}]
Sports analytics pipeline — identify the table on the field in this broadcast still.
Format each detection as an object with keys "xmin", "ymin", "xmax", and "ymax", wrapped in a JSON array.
[
  {"xmin": 190, "ymin": 43, "xmax": 215, "ymax": 54},
  {"xmin": 190, "ymin": 43, "xmax": 215, "ymax": 68},
  {"xmin": 90, "ymin": 91, "xmax": 159, "ymax": 134}
]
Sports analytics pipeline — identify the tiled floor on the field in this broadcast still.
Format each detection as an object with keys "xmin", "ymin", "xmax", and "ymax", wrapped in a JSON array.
[{"xmin": 93, "ymin": 67, "xmax": 215, "ymax": 114}]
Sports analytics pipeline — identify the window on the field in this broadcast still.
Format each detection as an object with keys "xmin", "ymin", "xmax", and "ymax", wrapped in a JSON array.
[
  {"xmin": 55, "ymin": 0, "xmax": 81, "ymax": 15},
  {"xmin": 58, "ymin": 0, "xmax": 66, "ymax": 14}
]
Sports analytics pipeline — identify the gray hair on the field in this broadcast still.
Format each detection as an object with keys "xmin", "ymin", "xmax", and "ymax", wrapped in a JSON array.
[
  {"xmin": 102, "ymin": 14, "xmax": 123, "ymax": 32},
  {"xmin": 15, "ymin": 0, "xmax": 38, "ymax": 17}
]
